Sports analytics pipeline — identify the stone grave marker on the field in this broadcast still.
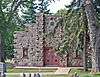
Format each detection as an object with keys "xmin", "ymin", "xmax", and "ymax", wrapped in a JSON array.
[
  {"xmin": 0, "ymin": 62, "xmax": 6, "ymax": 77},
  {"xmin": 20, "ymin": 73, "xmax": 42, "ymax": 77},
  {"xmin": 34, "ymin": 73, "xmax": 42, "ymax": 77}
]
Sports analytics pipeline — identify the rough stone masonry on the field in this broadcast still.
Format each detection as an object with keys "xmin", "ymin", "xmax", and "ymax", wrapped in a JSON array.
[{"xmin": 13, "ymin": 13, "xmax": 83, "ymax": 67}]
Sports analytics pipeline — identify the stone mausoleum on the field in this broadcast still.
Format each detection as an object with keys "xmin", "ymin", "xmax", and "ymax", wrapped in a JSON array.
[{"xmin": 13, "ymin": 13, "xmax": 83, "ymax": 67}]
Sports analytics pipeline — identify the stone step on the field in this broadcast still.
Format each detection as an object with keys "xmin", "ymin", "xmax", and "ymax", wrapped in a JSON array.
[{"xmin": 55, "ymin": 67, "xmax": 71, "ymax": 74}]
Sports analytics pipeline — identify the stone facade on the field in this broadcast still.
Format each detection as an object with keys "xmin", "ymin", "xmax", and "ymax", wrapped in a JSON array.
[{"xmin": 13, "ymin": 13, "xmax": 83, "ymax": 67}]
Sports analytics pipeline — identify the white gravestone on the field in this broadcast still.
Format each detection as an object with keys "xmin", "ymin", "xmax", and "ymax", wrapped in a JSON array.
[{"xmin": 0, "ymin": 62, "xmax": 6, "ymax": 77}]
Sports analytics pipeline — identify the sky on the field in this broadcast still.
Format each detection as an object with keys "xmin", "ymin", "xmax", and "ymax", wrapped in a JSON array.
[
  {"xmin": 48, "ymin": 0, "xmax": 73, "ymax": 13},
  {"xmin": 18, "ymin": 0, "xmax": 73, "ymax": 15}
]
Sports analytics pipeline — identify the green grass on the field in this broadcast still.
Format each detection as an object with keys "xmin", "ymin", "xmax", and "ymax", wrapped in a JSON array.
[
  {"xmin": 7, "ymin": 68, "xmax": 57, "ymax": 73},
  {"xmin": 43, "ymin": 74, "xmax": 68, "ymax": 77},
  {"xmin": 6, "ymin": 75, "xmax": 20, "ymax": 77},
  {"xmin": 7, "ymin": 68, "xmax": 67, "ymax": 77},
  {"xmin": 6, "ymin": 74, "xmax": 67, "ymax": 77},
  {"xmin": 7, "ymin": 68, "xmax": 100, "ymax": 77},
  {"xmin": 69, "ymin": 68, "xmax": 100, "ymax": 77}
]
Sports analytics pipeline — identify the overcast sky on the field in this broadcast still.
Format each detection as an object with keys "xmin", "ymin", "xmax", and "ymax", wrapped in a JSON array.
[{"xmin": 48, "ymin": 0, "xmax": 73, "ymax": 13}]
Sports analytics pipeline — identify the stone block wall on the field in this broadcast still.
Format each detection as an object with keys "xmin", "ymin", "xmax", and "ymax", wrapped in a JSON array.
[
  {"xmin": 13, "ymin": 14, "xmax": 44, "ymax": 66},
  {"xmin": 13, "ymin": 13, "xmax": 83, "ymax": 67}
]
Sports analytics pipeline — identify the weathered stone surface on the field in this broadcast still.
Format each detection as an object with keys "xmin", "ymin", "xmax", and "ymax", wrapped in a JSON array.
[
  {"xmin": 13, "ymin": 13, "xmax": 83, "ymax": 67},
  {"xmin": 0, "ymin": 62, "xmax": 6, "ymax": 73}
]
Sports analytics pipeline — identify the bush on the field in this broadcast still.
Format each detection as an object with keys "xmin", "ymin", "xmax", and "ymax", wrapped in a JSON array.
[{"xmin": 6, "ymin": 62, "xmax": 14, "ymax": 69}]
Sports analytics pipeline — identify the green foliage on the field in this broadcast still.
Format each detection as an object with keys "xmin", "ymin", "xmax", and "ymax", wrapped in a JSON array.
[
  {"xmin": 38, "ymin": 0, "xmax": 50, "ymax": 14},
  {"xmin": 0, "ymin": 0, "xmax": 24, "ymax": 59},
  {"xmin": 65, "ymin": 0, "xmax": 100, "ymax": 13},
  {"xmin": 55, "ymin": 9, "xmax": 68, "ymax": 17},
  {"xmin": 21, "ymin": 0, "xmax": 37, "ymax": 24},
  {"xmin": 3, "ymin": 26, "xmax": 24, "ymax": 59},
  {"xmin": 0, "ymin": 0, "xmax": 52, "ymax": 59},
  {"xmin": 56, "ymin": 9, "xmax": 85, "ymax": 55}
]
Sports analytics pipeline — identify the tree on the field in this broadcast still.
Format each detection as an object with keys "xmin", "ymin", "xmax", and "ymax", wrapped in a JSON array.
[
  {"xmin": 54, "ymin": 0, "xmax": 100, "ymax": 72},
  {"xmin": 55, "ymin": 9, "xmax": 85, "ymax": 67},
  {"xmin": 0, "ymin": 0, "xmax": 25, "ymax": 60},
  {"xmin": 84, "ymin": 0, "xmax": 99, "ymax": 72},
  {"xmin": 21, "ymin": 0, "xmax": 37, "ymax": 24},
  {"xmin": 82, "ymin": 9, "xmax": 89, "ymax": 71},
  {"xmin": 64, "ymin": 0, "xmax": 100, "ymax": 72},
  {"xmin": 38, "ymin": 0, "xmax": 50, "ymax": 14}
]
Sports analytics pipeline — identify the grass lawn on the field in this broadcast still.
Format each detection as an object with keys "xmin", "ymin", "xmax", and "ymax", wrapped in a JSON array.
[
  {"xmin": 69, "ymin": 68, "xmax": 100, "ymax": 77},
  {"xmin": 7, "ymin": 68, "xmax": 67, "ymax": 77},
  {"xmin": 7, "ymin": 68, "xmax": 100, "ymax": 77},
  {"xmin": 6, "ymin": 75, "xmax": 20, "ymax": 77},
  {"xmin": 6, "ymin": 74, "xmax": 67, "ymax": 77},
  {"xmin": 7, "ymin": 68, "xmax": 57, "ymax": 73}
]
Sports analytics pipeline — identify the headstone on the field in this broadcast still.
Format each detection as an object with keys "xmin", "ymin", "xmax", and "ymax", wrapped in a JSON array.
[
  {"xmin": 23, "ymin": 73, "xmax": 26, "ymax": 77},
  {"xmin": 29, "ymin": 73, "xmax": 31, "ymax": 77},
  {"xmin": 34, "ymin": 73, "xmax": 36, "ymax": 77},
  {"xmin": 34, "ymin": 73, "xmax": 42, "ymax": 77},
  {"xmin": 74, "ymin": 72, "xmax": 80, "ymax": 77},
  {"xmin": 25, "ymin": 73, "xmax": 31, "ymax": 77},
  {"xmin": 0, "ymin": 62, "xmax": 6, "ymax": 77},
  {"xmin": 20, "ymin": 73, "xmax": 26, "ymax": 77},
  {"xmin": 20, "ymin": 73, "xmax": 33, "ymax": 77}
]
